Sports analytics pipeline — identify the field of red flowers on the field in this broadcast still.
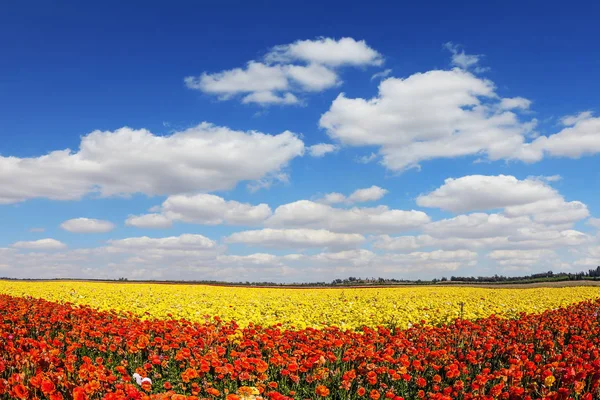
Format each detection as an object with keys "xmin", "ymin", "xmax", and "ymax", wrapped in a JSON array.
[{"xmin": 2, "ymin": 294, "xmax": 600, "ymax": 400}]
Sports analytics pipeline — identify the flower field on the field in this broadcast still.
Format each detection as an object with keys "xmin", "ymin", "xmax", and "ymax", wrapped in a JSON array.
[
  {"xmin": 2, "ymin": 281, "xmax": 600, "ymax": 329},
  {"xmin": 2, "ymin": 283, "xmax": 600, "ymax": 399}
]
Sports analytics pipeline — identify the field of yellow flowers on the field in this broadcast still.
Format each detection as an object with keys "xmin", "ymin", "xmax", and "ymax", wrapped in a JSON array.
[{"xmin": 2, "ymin": 280, "xmax": 600, "ymax": 329}]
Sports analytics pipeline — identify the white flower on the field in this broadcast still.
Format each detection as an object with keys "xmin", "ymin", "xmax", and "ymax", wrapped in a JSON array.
[
  {"xmin": 132, "ymin": 373, "xmax": 152, "ymax": 386},
  {"xmin": 132, "ymin": 373, "xmax": 142, "ymax": 385}
]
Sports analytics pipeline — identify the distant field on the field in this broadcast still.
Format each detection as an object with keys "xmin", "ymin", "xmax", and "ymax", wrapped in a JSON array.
[{"xmin": 2, "ymin": 279, "xmax": 600, "ymax": 329}]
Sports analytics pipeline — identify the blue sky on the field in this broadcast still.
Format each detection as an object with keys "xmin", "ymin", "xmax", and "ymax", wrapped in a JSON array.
[{"xmin": 0, "ymin": 1, "xmax": 599, "ymax": 282}]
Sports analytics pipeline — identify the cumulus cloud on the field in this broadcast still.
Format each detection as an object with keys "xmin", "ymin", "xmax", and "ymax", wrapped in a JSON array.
[
  {"xmin": 320, "ymin": 69, "xmax": 535, "ymax": 171},
  {"xmin": 318, "ymin": 186, "xmax": 388, "ymax": 205},
  {"xmin": 0, "ymin": 123, "xmax": 304, "ymax": 204},
  {"xmin": 374, "ymin": 234, "xmax": 508, "ymax": 252},
  {"xmin": 108, "ymin": 234, "xmax": 216, "ymax": 250},
  {"xmin": 375, "ymin": 213, "xmax": 591, "ymax": 253},
  {"xmin": 308, "ymin": 143, "xmax": 339, "ymax": 157},
  {"xmin": 417, "ymin": 175, "xmax": 558, "ymax": 212},
  {"xmin": 320, "ymin": 192, "xmax": 347, "ymax": 205},
  {"xmin": 226, "ymin": 228, "xmax": 365, "ymax": 249},
  {"xmin": 126, "ymin": 214, "xmax": 173, "ymax": 229},
  {"xmin": 347, "ymin": 186, "xmax": 388, "ymax": 203},
  {"xmin": 60, "ymin": 218, "xmax": 115, "ymax": 233},
  {"xmin": 127, "ymin": 194, "xmax": 271, "ymax": 228},
  {"xmin": 320, "ymin": 65, "xmax": 600, "ymax": 171},
  {"xmin": 499, "ymin": 97, "xmax": 532, "ymax": 110},
  {"xmin": 266, "ymin": 37, "xmax": 383, "ymax": 67},
  {"xmin": 11, "ymin": 238, "xmax": 67, "ymax": 250},
  {"xmin": 417, "ymin": 175, "xmax": 589, "ymax": 225},
  {"xmin": 186, "ymin": 37, "xmax": 382, "ymax": 106},
  {"xmin": 266, "ymin": 200, "xmax": 429, "ymax": 234},
  {"xmin": 522, "ymin": 112, "xmax": 600, "ymax": 160},
  {"xmin": 107, "ymin": 234, "xmax": 221, "ymax": 259}
]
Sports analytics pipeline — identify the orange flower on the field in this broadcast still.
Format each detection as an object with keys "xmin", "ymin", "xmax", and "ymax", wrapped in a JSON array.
[
  {"xmin": 369, "ymin": 389, "xmax": 380, "ymax": 400},
  {"xmin": 12, "ymin": 384, "xmax": 28, "ymax": 400},
  {"xmin": 255, "ymin": 360, "xmax": 269, "ymax": 373},
  {"xmin": 238, "ymin": 386, "xmax": 257, "ymax": 397},
  {"xmin": 316, "ymin": 385, "xmax": 330, "ymax": 397},
  {"xmin": 357, "ymin": 387, "xmax": 366, "ymax": 397}
]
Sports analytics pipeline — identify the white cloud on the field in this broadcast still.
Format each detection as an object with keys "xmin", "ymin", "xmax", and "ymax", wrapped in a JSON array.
[
  {"xmin": 499, "ymin": 97, "xmax": 532, "ymax": 110},
  {"xmin": 587, "ymin": 218, "xmax": 600, "ymax": 229},
  {"xmin": 242, "ymin": 91, "xmax": 299, "ymax": 105},
  {"xmin": 60, "ymin": 218, "xmax": 115, "ymax": 233},
  {"xmin": 444, "ymin": 42, "xmax": 486, "ymax": 71},
  {"xmin": 417, "ymin": 175, "xmax": 557, "ymax": 213},
  {"xmin": 285, "ymin": 64, "xmax": 339, "ymax": 91},
  {"xmin": 305, "ymin": 248, "xmax": 476, "ymax": 273},
  {"xmin": 247, "ymin": 171, "xmax": 290, "ymax": 193},
  {"xmin": 355, "ymin": 152, "xmax": 378, "ymax": 164},
  {"xmin": 129, "ymin": 194, "xmax": 271, "ymax": 227},
  {"xmin": 371, "ymin": 69, "xmax": 392, "ymax": 81},
  {"xmin": 226, "ymin": 228, "xmax": 365, "ymax": 249},
  {"xmin": 488, "ymin": 249, "xmax": 561, "ymax": 271},
  {"xmin": 108, "ymin": 234, "xmax": 218, "ymax": 251},
  {"xmin": 320, "ymin": 63, "xmax": 600, "ymax": 171},
  {"xmin": 29, "ymin": 227, "xmax": 45, "ymax": 233},
  {"xmin": 308, "ymin": 143, "xmax": 339, "ymax": 157},
  {"xmin": 320, "ymin": 69, "xmax": 537, "ymax": 171},
  {"xmin": 0, "ymin": 123, "xmax": 304, "ymax": 204},
  {"xmin": 347, "ymin": 186, "xmax": 388, "ymax": 203},
  {"xmin": 524, "ymin": 112, "xmax": 600, "ymax": 159},
  {"xmin": 0, "ymin": 245, "xmax": 475, "ymax": 281},
  {"xmin": 12, "ymin": 238, "xmax": 67, "ymax": 250},
  {"xmin": 379, "ymin": 249, "xmax": 477, "ymax": 272},
  {"xmin": 375, "ymin": 207, "xmax": 592, "ymax": 253},
  {"xmin": 185, "ymin": 62, "xmax": 288, "ymax": 95},
  {"xmin": 573, "ymin": 244, "xmax": 600, "ymax": 267},
  {"xmin": 267, "ymin": 200, "xmax": 429, "ymax": 234},
  {"xmin": 417, "ymin": 175, "xmax": 589, "ymax": 225},
  {"xmin": 530, "ymin": 174, "xmax": 562, "ymax": 183},
  {"xmin": 561, "ymin": 111, "xmax": 593, "ymax": 126},
  {"xmin": 374, "ymin": 234, "xmax": 507, "ymax": 252},
  {"xmin": 505, "ymin": 199, "xmax": 589, "ymax": 225},
  {"xmin": 318, "ymin": 185, "xmax": 388, "ymax": 205},
  {"xmin": 489, "ymin": 249, "xmax": 556, "ymax": 260},
  {"xmin": 265, "ymin": 37, "xmax": 383, "ymax": 67},
  {"xmin": 126, "ymin": 214, "xmax": 173, "ymax": 229},
  {"xmin": 186, "ymin": 37, "xmax": 382, "ymax": 106},
  {"xmin": 320, "ymin": 192, "xmax": 346, "ymax": 205},
  {"xmin": 424, "ymin": 213, "xmax": 531, "ymax": 239}
]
